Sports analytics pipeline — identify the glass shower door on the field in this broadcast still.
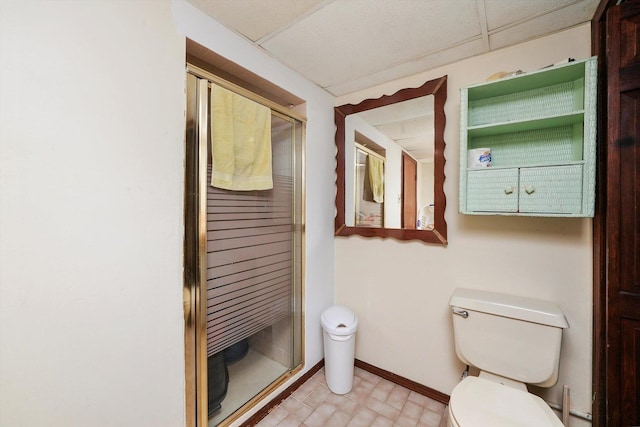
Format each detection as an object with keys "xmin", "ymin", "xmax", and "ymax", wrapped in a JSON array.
[{"xmin": 184, "ymin": 69, "xmax": 304, "ymax": 427}]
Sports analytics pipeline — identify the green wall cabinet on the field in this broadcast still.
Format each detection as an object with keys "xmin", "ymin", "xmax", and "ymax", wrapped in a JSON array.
[{"xmin": 459, "ymin": 57, "xmax": 597, "ymax": 217}]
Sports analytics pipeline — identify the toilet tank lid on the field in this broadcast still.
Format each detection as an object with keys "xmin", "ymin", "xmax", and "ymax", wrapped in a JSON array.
[{"xmin": 449, "ymin": 288, "xmax": 569, "ymax": 328}]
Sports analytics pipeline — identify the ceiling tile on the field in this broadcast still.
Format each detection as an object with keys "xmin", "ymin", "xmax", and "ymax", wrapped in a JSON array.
[
  {"xmin": 327, "ymin": 39, "xmax": 485, "ymax": 97},
  {"xmin": 186, "ymin": 0, "xmax": 326, "ymax": 41},
  {"xmin": 489, "ymin": 1, "xmax": 597, "ymax": 50},
  {"xmin": 484, "ymin": 0, "xmax": 582, "ymax": 31},
  {"xmin": 261, "ymin": 0, "xmax": 481, "ymax": 88}
]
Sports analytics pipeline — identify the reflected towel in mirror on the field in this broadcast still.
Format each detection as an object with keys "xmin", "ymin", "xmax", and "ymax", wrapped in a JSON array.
[{"xmin": 367, "ymin": 155, "xmax": 384, "ymax": 203}]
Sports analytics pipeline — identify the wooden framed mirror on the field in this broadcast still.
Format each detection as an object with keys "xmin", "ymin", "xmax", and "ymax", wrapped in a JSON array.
[{"xmin": 335, "ymin": 75, "xmax": 447, "ymax": 244}]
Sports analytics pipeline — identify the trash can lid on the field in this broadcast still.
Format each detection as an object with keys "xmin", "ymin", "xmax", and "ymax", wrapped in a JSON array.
[{"xmin": 321, "ymin": 305, "xmax": 358, "ymax": 335}]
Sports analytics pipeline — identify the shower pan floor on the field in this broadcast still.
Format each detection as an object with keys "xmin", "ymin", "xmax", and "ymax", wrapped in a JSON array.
[{"xmin": 209, "ymin": 347, "xmax": 288, "ymax": 426}]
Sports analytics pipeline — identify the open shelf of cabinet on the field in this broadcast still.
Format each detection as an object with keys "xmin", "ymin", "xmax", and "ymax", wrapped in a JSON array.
[{"xmin": 459, "ymin": 56, "xmax": 597, "ymax": 217}]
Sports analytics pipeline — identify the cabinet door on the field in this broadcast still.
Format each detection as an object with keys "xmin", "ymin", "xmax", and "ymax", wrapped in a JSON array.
[
  {"xmin": 467, "ymin": 169, "xmax": 518, "ymax": 212},
  {"xmin": 519, "ymin": 165, "xmax": 583, "ymax": 214}
]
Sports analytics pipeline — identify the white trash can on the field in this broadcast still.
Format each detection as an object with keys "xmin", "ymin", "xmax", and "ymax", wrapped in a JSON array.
[{"xmin": 321, "ymin": 305, "xmax": 358, "ymax": 394}]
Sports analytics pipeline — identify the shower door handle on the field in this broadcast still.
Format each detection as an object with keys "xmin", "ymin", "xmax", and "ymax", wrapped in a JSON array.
[{"xmin": 183, "ymin": 286, "xmax": 194, "ymax": 326}]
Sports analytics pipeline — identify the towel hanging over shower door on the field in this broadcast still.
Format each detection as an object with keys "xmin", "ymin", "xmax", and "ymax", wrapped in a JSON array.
[{"xmin": 210, "ymin": 84, "xmax": 273, "ymax": 191}]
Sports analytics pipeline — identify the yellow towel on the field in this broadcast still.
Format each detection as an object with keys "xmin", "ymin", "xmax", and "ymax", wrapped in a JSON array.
[
  {"xmin": 367, "ymin": 155, "xmax": 384, "ymax": 203},
  {"xmin": 211, "ymin": 84, "xmax": 273, "ymax": 191}
]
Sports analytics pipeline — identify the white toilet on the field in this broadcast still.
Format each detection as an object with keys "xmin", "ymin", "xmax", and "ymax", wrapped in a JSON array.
[{"xmin": 448, "ymin": 288, "xmax": 569, "ymax": 427}]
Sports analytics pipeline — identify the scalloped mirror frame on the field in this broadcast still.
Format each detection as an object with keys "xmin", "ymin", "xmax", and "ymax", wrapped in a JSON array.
[{"xmin": 334, "ymin": 75, "xmax": 448, "ymax": 244}]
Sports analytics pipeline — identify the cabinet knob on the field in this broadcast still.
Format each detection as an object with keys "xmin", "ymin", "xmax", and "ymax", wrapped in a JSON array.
[
  {"xmin": 525, "ymin": 185, "xmax": 536, "ymax": 195},
  {"xmin": 504, "ymin": 186, "xmax": 514, "ymax": 195}
]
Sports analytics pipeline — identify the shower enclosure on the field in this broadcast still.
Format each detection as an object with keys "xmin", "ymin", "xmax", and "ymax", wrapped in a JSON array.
[{"xmin": 184, "ymin": 65, "xmax": 305, "ymax": 427}]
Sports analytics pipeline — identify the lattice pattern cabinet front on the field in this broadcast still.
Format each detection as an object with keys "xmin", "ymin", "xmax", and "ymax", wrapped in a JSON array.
[{"xmin": 459, "ymin": 57, "xmax": 597, "ymax": 217}]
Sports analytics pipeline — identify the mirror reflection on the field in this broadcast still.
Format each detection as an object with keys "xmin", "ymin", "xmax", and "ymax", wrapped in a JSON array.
[
  {"xmin": 334, "ymin": 75, "xmax": 447, "ymax": 244},
  {"xmin": 346, "ymin": 96, "xmax": 435, "ymax": 230}
]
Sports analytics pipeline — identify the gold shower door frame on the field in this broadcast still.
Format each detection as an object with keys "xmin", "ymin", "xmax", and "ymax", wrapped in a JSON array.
[{"xmin": 184, "ymin": 65, "xmax": 306, "ymax": 427}]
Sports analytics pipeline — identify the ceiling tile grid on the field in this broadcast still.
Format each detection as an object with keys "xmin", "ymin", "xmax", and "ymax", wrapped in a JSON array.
[{"xmin": 187, "ymin": 0, "xmax": 600, "ymax": 96}]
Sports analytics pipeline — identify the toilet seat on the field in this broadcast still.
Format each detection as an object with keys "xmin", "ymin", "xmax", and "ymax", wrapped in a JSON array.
[{"xmin": 449, "ymin": 376, "xmax": 564, "ymax": 427}]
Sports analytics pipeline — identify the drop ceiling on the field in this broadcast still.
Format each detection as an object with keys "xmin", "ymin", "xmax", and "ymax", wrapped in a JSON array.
[{"xmin": 186, "ymin": 0, "xmax": 598, "ymax": 97}]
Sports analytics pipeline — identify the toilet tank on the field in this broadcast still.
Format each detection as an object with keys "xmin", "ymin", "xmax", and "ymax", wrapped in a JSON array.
[{"xmin": 449, "ymin": 288, "xmax": 569, "ymax": 388}]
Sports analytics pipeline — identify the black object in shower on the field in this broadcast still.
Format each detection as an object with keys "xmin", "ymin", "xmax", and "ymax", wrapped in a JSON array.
[
  {"xmin": 207, "ymin": 351, "xmax": 228, "ymax": 417},
  {"xmin": 224, "ymin": 339, "xmax": 249, "ymax": 365}
]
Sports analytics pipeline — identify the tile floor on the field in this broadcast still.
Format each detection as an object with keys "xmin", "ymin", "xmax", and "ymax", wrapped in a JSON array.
[{"xmin": 256, "ymin": 367, "xmax": 448, "ymax": 427}]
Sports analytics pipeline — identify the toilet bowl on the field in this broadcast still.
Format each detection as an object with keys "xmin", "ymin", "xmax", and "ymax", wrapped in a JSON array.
[
  {"xmin": 448, "ymin": 288, "xmax": 569, "ymax": 427},
  {"xmin": 447, "ymin": 376, "xmax": 563, "ymax": 427}
]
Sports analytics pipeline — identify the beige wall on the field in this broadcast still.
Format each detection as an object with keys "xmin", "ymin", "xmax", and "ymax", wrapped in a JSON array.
[
  {"xmin": 1, "ymin": 0, "xmax": 337, "ymax": 425},
  {"xmin": 0, "ymin": 1, "xmax": 187, "ymax": 426},
  {"xmin": 335, "ymin": 24, "xmax": 593, "ymax": 425}
]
